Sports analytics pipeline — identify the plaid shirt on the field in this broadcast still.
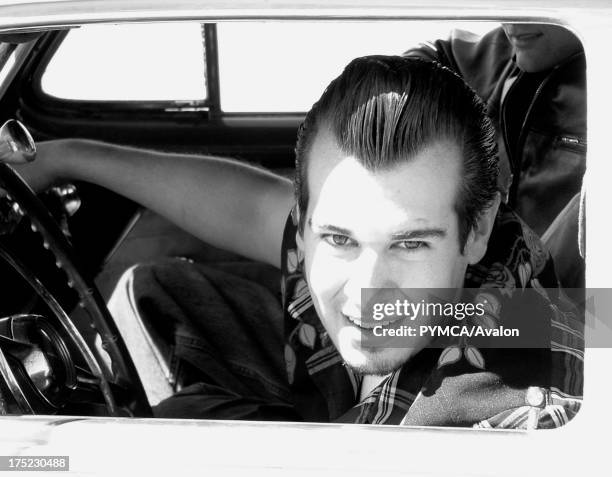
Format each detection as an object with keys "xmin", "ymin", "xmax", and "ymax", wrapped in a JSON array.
[{"xmin": 281, "ymin": 204, "xmax": 583, "ymax": 428}]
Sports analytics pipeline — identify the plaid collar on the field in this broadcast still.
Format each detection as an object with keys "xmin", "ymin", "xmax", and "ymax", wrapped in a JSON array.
[{"xmin": 280, "ymin": 203, "xmax": 581, "ymax": 425}]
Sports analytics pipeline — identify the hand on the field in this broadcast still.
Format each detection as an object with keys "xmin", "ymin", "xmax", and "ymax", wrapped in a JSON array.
[{"xmin": 1, "ymin": 140, "xmax": 70, "ymax": 195}]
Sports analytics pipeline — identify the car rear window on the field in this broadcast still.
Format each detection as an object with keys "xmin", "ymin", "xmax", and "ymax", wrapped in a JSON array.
[
  {"xmin": 216, "ymin": 21, "xmax": 498, "ymax": 113},
  {"xmin": 41, "ymin": 23, "xmax": 207, "ymax": 101}
]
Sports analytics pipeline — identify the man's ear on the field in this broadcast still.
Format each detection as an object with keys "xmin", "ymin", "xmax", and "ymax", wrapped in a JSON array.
[
  {"xmin": 463, "ymin": 192, "xmax": 501, "ymax": 265},
  {"xmin": 296, "ymin": 229, "xmax": 305, "ymax": 252}
]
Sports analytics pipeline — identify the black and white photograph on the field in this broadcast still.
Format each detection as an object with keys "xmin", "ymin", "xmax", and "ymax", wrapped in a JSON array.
[{"xmin": 0, "ymin": 1, "xmax": 607, "ymax": 475}]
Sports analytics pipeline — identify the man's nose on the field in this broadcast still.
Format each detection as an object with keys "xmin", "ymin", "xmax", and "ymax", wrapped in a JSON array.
[{"xmin": 343, "ymin": 249, "xmax": 393, "ymax": 305}]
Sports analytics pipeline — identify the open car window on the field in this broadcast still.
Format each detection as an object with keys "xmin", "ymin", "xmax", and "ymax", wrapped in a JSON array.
[{"xmin": 0, "ymin": 18, "xmax": 588, "ymax": 432}]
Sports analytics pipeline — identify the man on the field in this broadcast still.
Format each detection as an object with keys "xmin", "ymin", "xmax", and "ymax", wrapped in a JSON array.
[
  {"xmin": 404, "ymin": 24, "xmax": 586, "ymax": 290},
  {"xmin": 16, "ymin": 56, "xmax": 582, "ymax": 427}
]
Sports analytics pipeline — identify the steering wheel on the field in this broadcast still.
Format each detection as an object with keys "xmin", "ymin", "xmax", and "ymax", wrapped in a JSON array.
[{"xmin": 0, "ymin": 120, "xmax": 151, "ymax": 417}]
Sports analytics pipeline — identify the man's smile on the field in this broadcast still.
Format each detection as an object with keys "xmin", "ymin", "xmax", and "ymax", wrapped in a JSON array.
[{"xmin": 341, "ymin": 312, "xmax": 401, "ymax": 330}]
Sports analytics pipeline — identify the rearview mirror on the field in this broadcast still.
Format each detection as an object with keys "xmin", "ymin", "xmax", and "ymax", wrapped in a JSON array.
[{"xmin": 0, "ymin": 119, "xmax": 36, "ymax": 164}]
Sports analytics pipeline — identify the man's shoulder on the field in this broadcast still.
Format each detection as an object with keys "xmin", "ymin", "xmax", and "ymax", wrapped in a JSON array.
[
  {"xmin": 466, "ymin": 202, "xmax": 558, "ymax": 290},
  {"xmin": 402, "ymin": 204, "xmax": 583, "ymax": 429},
  {"xmin": 404, "ymin": 26, "xmax": 515, "ymax": 102}
]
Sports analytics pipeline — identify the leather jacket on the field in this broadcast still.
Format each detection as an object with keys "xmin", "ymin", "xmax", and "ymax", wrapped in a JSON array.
[{"xmin": 404, "ymin": 27, "xmax": 586, "ymax": 236}]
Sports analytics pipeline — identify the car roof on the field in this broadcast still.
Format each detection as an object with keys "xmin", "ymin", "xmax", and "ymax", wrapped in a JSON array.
[{"xmin": 0, "ymin": 0, "xmax": 610, "ymax": 31}]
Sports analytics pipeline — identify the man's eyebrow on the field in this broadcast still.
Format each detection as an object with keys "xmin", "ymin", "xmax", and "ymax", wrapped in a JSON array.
[
  {"xmin": 308, "ymin": 219, "xmax": 352, "ymax": 236},
  {"xmin": 391, "ymin": 229, "xmax": 447, "ymax": 240},
  {"xmin": 308, "ymin": 219, "xmax": 446, "ymax": 239}
]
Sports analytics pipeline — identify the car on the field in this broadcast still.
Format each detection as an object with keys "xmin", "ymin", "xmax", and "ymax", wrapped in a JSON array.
[{"xmin": 0, "ymin": 0, "xmax": 609, "ymax": 475}]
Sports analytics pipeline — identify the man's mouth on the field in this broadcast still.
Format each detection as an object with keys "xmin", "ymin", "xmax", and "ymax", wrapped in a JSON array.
[{"xmin": 342, "ymin": 313, "xmax": 396, "ymax": 330}]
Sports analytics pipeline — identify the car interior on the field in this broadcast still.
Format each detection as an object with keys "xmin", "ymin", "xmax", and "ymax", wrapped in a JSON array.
[{"xmin": 0, "ymin": 20, "xmax": 586, "ymax": 419}]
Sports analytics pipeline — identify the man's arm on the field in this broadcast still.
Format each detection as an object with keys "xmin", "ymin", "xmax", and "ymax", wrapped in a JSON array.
[{"xmin": 16, "ymin": 139, "xmax": 294, "ymax": 268}]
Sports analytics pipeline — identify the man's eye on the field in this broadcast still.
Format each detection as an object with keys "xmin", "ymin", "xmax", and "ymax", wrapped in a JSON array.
[
  {"xmin": 322, "ymin": 234, "xmax": 354, "ymax": 247},
  {"xmin": 393, "ymin": 241, "xmax": 427, "ymax": 250}
]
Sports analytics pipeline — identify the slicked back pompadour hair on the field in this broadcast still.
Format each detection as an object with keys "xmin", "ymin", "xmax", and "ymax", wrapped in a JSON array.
[{"xmin": 294, "ymin": 55, "xmax": 499, "ymax": 249}]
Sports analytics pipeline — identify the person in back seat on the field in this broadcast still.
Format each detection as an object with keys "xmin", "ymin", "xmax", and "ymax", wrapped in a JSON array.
[{"xmin": 405, "ymin": 24, "xmax": 586, "ymax": 289}]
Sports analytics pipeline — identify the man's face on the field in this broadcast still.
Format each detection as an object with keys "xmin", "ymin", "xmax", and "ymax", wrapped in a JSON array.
[
  {"xmin": 298, "ymin": 129, "xmax": 472, "ymax": 375},
  {"xmin": 501, "ymin": 23, "xmax": 583, "ymax": 73}
]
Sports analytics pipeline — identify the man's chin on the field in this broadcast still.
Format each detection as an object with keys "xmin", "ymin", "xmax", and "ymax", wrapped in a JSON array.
[{"xmin": 339, "ymin": 347, "xmax": 412, "ymax": 376}]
